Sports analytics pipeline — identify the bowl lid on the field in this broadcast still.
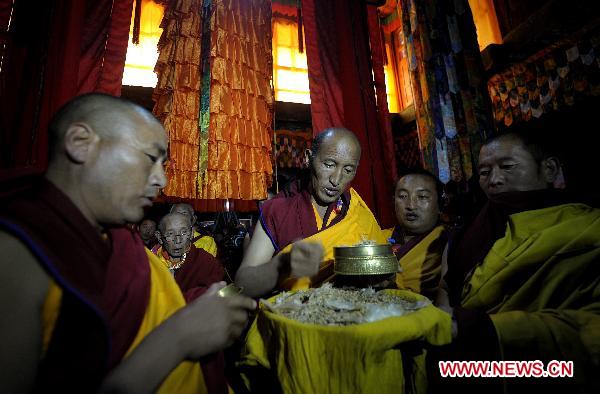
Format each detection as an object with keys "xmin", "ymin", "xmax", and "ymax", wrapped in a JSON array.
[{"xmin": 334, "ymin": 244, "xmax": 394, "ymax": 258}]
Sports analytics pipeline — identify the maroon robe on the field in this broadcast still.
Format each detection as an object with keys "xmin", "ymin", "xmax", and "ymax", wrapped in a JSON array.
[
  {"xmin": 172, "ymin": 244, "xmax": 225, "ymax": 302},
  {"xmin": 260, "ymin": 188, "xmax": 351, "ymax": 252},
  {"xmin": 0, "ymin": 177, "xmax": 150, "ymax": 390},
  {"xmin": 167, "ymin": 244, "xmax": 226, "ymax": 394}
]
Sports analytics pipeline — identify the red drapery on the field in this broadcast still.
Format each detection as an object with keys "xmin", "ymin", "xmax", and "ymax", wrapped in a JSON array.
[
  {"xmin": 0, "ymin": 0, "xmax": 134, "ymax": 170},
  {"xmin": 302, "ymin": 0, "xmax": 397, "ymax": 228}
]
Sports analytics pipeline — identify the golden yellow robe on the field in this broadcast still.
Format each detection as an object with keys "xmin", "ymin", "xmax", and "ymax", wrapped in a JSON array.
[
  {"xmin": 462, "ymin": 203, "xmax": 600, "ymax": 389},
  {"xmin": 279, "ymin": 188, "xmax": 388, "ymax": 290},
  {"xmin": 193, "ymin": 231, "xmax": 218, "ymax": 257},
  {"xmin": 382, "ymin": 225, "xmax": 446, "ymax": 298},
  {"xmin": 42, "ymin": 250, "xmax": 206, "ymax": 393}
]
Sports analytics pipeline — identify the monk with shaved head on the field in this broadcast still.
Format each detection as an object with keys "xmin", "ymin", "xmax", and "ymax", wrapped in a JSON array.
[
  {"xmin": 169, "ymin": 202, "xmax": 218, "ymax": 257},
  {"xmin": 153, "ymin": 212, "xmax": 227, "ymax": 393},
  {"xmin": 155, "ymin": 212, "xmax": 224, "ymax": 301},
  {"xmin": 0, "ymin": 93, "xmax": 256, "ymax": 392},
  {"xmin": 236, "ymin": 127, "xmax": 387, "ymax": 297}
]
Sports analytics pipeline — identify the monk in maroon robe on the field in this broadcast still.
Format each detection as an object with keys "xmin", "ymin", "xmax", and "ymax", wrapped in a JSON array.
[
  {"xmin": 236, "ymin": 128, "xmax": 386, "ymax": 297},
  {"xmin": 0, "ymin": 93, "xmax": 255, "ymax": 392},
  {"xmin": 154, "ymin": 212, "xmax": 225, "ymax": 301},
  {"xmin": 154, "ymin": 212, "xmax": 228, "ymax": 394}
]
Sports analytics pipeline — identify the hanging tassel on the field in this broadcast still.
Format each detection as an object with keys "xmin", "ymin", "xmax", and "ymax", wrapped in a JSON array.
[
  {"xmin": 297, "ymin": 0, "xmax": 304, "ymax": 53},
  {"xmin": 132, "ymin": 0, "xmax": 142, "ymax": 44}
]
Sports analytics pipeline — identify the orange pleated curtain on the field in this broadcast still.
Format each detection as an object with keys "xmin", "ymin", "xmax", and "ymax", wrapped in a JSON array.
[{"xmin": 153, "ymin": 0, "xmax": 273, "ymax": 207}]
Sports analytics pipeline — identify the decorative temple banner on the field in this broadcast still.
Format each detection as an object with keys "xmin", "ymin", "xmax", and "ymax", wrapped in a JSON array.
[
  {"xmin": 397, "ymin": 0, "xmax": 494, "ymax": 184},
  {"xmin": 394, "ymin": 130, "xmax": 422, "ymax": 170},
  {"xmin": 153, "ymin": 0, "xmax": 273, "ymax": 203},
  {"xmin": 274, "ymin": 129, "xmax": 313, "ymax": 168},
  {"xmin": 488, "ymin": 27, "xmax": 600, "ymax": 128}
]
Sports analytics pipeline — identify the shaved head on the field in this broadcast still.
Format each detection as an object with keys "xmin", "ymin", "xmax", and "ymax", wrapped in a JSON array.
[
  {"xmin": 158, "ymin": 212, "xmax": 192, "ymax": 234},
  {"xmin": 308, "ymin": 127, "xmax": 362, "ymax": 206},
  {"xmin": 311, "ymin": 127, "xmax": 361, "ymax": 159},
  {"xmin": 44, "ymin": 93, "xmax": 168, "ymax": 229},
  {"xmin": 48, "ymin": 93, "xmax": 161, "ymax": 160},
  {"xmin": 170, "ymin": 203, "xmax": 196, "ymax": 225},
  {"xmin": 170, "ymin": 203, "xmax": 194, "ymax": 216}
]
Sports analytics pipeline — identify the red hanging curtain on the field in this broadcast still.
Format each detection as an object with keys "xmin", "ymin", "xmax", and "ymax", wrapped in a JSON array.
[
  {"xmin": 302, "ymin": 0, "xmax": 396, "ymax": 228},
  {"xmin": 301, "ymin": 0, "xmax": 345, "ymax": 132},
  {"xmin": 0, "ymin": 0, "xmax": 134, "ymax": 171}
]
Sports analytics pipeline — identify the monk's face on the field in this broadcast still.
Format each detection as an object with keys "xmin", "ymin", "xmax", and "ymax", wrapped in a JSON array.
[
  {"xmin": 85, "ymin": 110, "xmax": 168, "ymax": 225},
  {"xmin": 478, "ymin": 135, "xmax": 549, "ymax": 198},
  {"xmin": 394, "ymin": 174, "xmax": 439, "ymax": 235},
  {"xmin": 139, "ymin": 219, "xmax": 157, "ymax": 242},
  {"xmin": 310, "ymin": 136, "xmax": 360, "ymax": 205},
  {"xmin": 160, "ymin": 214, "xmax": 192, "ymax": 258}
]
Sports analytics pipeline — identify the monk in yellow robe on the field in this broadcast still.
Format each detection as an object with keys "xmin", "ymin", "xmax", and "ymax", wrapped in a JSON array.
[
  {"xmin": 0, "ymin": 94, "xmax": 255, "ymax": 392},
  {"xmin": 236, "ymin": 128, "xmax": 387, "ymax": 298},
  {"xmin": 432, "ymin": 130, "xmax": 600, "ymax": 393},
  {"xmin": 382, "ymin": 169, "xmax": 447, "ymax": 300}
]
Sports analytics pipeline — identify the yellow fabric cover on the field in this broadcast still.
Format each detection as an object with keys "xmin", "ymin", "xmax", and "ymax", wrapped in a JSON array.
[
  {"xmin": 462, "ymin": 203, "xmax": 600, "ymax": 386},
  {"xmin": 124, "ymin": 250, "xmax": 207, "ymax": 394},
  {"xmin": 279, "ymin": 188, "xmax": 388, "ymax": 290},
  {"xmin": 240, "ymin": 289, "xmax": 452, "ymax": 394},
  {"xmin": 193, "ymin": 231, "xmax": 217, "ymax": 257}
]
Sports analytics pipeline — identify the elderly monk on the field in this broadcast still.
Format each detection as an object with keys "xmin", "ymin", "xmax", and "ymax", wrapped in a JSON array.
[
  {"xmin": 236, "ymin": 128, "xmax": 387, "ymax": 298},
  {"xmin": 431, "ymin": 130, "xmax": 600, "ymax": 393},
  {"xmin": 155, "ymin": 212, "xmax": 224, "ymax": 302},
  {"xmin": 154, "ymin": 212, "xmax": 227, "ymax": 394},
  {"xmin": 382, "ymin": 169, "xmax": 447, "ymax": 300},
  {"xmin": 170, "ymin": 202, "xmax": 218, "ymax": 257},
  {"xmin": 0, "ymin": 93, "xmax": 256, "ymax": 393},
  {"xmin": 139, "ymin": 218, "xmax": 158, "ymax": 248}
]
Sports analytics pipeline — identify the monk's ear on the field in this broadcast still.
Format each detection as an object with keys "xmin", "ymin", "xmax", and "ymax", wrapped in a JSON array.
[
  {"xmin": 541, "ymin": 156, "xmax": 560, "ymax": 183},
  {"xmin": 63, "ymin": 123, "xmax": 99, "ymax": 164},
  {"xmin": 155, "ymin": 231, "xmax": 163, "ymax": 245}
]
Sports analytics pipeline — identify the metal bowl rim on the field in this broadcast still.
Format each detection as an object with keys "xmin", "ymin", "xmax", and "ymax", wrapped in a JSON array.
[{"xmin": 333, "ymin": 244, "xmax": 394, "ymax": 258}]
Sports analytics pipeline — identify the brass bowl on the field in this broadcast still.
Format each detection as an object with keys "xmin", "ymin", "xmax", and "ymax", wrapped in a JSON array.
[
  {"xmin": 217, "ymin": 283, "xmax": 244, "ymax": 297},
  {"xmin": 334, "ymin": 244, "xmax": 399, "ymax": 275}
]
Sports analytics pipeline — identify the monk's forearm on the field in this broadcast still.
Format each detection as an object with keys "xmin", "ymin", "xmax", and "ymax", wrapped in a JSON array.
[
  {"xmin": 100, "ymin": 317, "xmax": 185, "ymax": 394},
  {"xmin": 236, "ymin": 254, "xmax": 289, "ymax": 298}
]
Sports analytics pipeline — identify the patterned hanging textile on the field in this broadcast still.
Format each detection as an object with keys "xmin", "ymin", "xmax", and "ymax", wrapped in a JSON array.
[
  {"xmin": 488, "ymin": 27, "xmax": 600, "ymax": 128},
  {"xmin": 397, "ymin": 0, "xmax": 494, "ymax": 183},
  {"xmin": 153, "ymin": 0, "xmax": 273, "ymax": 203}
]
